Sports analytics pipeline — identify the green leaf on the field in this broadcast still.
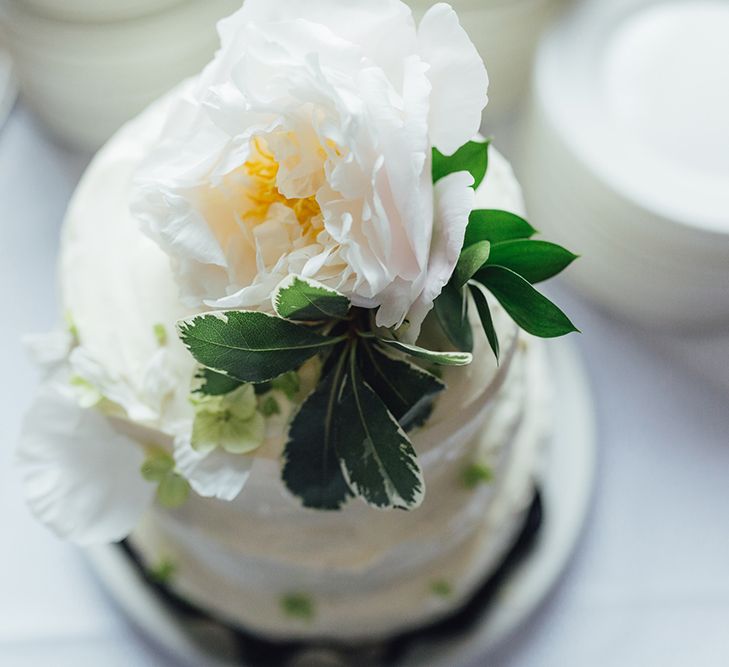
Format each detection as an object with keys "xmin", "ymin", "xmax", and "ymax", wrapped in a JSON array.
[
  {"xmin": 273, "ymin": 275, "xmax": 351, "ymax": 321},
  {"xmin": 485, "ymin": 240, "xmax": 578, "ymax": 284},
  {"xmin": 432, "ymin": 140, "xmax": 490, "ymax": 189},
  {"xmin": 377, "ymin": 337, "xmax": 472, "ymax": 366},
  {"xmin": 178, "ymin": 311, "xmax": 344, "ymax": 384},
  {"xmin": 433, "ymin": 282, "xmax": 473, "ymax": 353},
  {"xmin": 359, "ymin": 343, "xmax": 445, "ymax": 431},
  {"xmin": 464, "ymin": 209, "xmax": 536, "ymax": 247},
  {"xmin": 282, "ymin": 349, "xmax": 353, "ymax": 510},
  {"xmin": 335, "ymin": 348, "xmax": 424, "ymax": 510},
  {"xmin": 195, "ymin": 368, "xmax": 243, "ymax": 396},
  {"xmin": 453, "ymin": 240, "xmax": 491, "ymax": 288},
  {"xmin": 476, "ymin": 266, "xmax": 579, "ymax": 338},
  {"xmin": 468, "ymin": 283, "xmax": 500, "ymax": 362}
]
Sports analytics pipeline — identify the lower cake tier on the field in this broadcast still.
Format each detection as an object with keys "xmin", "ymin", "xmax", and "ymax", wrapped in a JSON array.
[{"xmin": 128, "ymin": 338, "xmax": 551, "ymax": 642}]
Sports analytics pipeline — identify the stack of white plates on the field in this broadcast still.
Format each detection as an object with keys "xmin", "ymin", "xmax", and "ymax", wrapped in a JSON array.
[
  {"xmin": 408, "ymin": 0, "xmax": 567, "ymax": 121},
  {"xmin": 16, "ymin": 0, "xmax": 186, "ymax": 23},
  {"xmin": 0, "ymin": 0, "xmax": 239, "ymax": 151},
  {"xmin": 518, "ymin": 0, "xmax": 729, "ymax": 331}
]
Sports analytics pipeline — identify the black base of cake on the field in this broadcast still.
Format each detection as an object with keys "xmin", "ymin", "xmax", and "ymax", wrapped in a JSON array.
[{"xmin": 121, "ymin": 488, "xmax": 543, "ymax": 666}]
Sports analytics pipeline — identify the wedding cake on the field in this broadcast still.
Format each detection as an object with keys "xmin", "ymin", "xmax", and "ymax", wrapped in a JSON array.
[{"xmin": 18, "ymin": 0, "xmax": 577, "ymax": 646}]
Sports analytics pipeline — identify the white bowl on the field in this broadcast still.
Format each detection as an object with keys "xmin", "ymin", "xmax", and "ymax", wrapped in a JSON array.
[
  {"xmin": 517, "ymin": 0, "xmax": 729, "ymax": 330},
  {"xmin": 0, "ymin": 0, "xmax": 240, "ymax": 150},
  {"xmin": 15, "ymin": 0, "xmax": 186, "ymax": 23},
  {"xmin": 407, "ymin": 0, "xmax": 567, "ymax": 121}
]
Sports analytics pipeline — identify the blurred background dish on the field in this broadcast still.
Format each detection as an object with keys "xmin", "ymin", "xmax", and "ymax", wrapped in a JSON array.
[
  {"xmin": 517, "ymin": 0, "xmax": 729, "ymax": 331},
  {"xmin": 0, "ymin": 45, "xmax": 16, "ymax": 129},
  {"xmin": 14, "ymin": 0, "xmax": 186, "ymax": 23},
  {"xmin": 407, "ymin": 0, "xmax": 569, "ymax": 121},
  {"xmin": 0, "ymin": 0, "xmax": 239, "ymax": 150}
]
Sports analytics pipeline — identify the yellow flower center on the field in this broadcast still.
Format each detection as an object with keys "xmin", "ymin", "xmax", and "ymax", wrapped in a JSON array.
[{"xmin": 241, "ymin": 136, "xmax": 322, "ymax": 239}]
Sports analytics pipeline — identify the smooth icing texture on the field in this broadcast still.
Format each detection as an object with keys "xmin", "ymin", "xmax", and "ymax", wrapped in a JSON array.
[{"xmin": 60, "ymin": 87, "xmax": 551, "ymax": 641}]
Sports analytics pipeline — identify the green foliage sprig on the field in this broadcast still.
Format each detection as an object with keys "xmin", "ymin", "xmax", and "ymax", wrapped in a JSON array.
[{"xmin": 432, "ymin": 141, "xmax": 578, "ymax": 361}]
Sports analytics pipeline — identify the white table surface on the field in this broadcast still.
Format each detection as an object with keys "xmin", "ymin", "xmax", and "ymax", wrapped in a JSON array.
[{"xmin": 2, "ymin": 103, "xmax": 729, "ymax": 667}]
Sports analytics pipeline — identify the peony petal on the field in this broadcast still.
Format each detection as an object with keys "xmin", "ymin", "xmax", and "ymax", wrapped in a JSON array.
[
  {"xmin": 418, "ymin": 3, "xmax": 489, "ymax": 156},
  {"xmin": 174, "ymin": 434, "xmax": 253, "ymax": 501},
  {"xmin": 405, "ymin": 170, "xmax": 475, "ymax": 340},
  {"xmin": 16, "ymin": 383, "xmax": 154, "ymax": 545}
]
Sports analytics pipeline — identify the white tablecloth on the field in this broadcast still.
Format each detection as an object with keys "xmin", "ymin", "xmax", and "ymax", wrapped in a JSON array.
[{"xmin": 2, "ymin": 105, "xmax": 729, "ymax": 667}]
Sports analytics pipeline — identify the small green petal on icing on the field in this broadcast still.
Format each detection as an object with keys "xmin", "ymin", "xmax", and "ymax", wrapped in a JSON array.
[
  {"xmin": 271, "ymin": 371, "xmax": 300, "ymax": 399},
  {"xmin": 281, "ymin": 593, "xmax": 315, "ymax": 621},
  {"xmin": 463, "ymin": 463, "xmax": 494, "ymax": 489},
  {"xmin": 141, "ymin": 451, "xmax": 174, "ymax": 482},
  {"xmin": 157, "ymin": 473, "xmax": 190, "ymax": 509},
  {"xmin": 430, "ymin": 579, "xmax": 453, "ymax": 598},
  {"xmin": 148, "ymin": 558, "xmax": 177, "ymax": 585},
  {"xmin": 153, "ymin": 323, "xmax": 168, "ymax": 347},
  {"xmin": 261, "ymin": 395, "xmax": 281, "ymax": 417}
]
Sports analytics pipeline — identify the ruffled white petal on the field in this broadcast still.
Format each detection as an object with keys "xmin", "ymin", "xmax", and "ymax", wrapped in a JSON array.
[
  {"xmin": 23, "ymin": 330, "xmax": 74, "ymax": 374},
  {"xmin": 174, "ymin": 433, "xmax": 253, "ymax": 501},
  {"xmin": 405, "ymin": 170, "xmax": 475, "ymax": 340},
  {"xmin": 418, "ymin": 3, "xmax": 489, "ymax": 156},
  {"xmin": 16, "ymin": 383, "xmax": 154, "ymax": 545}
]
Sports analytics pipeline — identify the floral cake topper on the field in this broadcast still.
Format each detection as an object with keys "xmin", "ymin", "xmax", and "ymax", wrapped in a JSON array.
[{"xmin": 18, "ymin": 0, "xmax": 576, "ymax": 544}]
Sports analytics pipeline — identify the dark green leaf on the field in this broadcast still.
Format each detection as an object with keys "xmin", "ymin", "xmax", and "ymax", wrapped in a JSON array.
[
  {"xmin": 468, "ymin": 284, "xmax": 500, "ymax": 361},
  {"xmin": 453, "ymin": 240, "xmax": 490, "ymax": 288},
  {"xmin": 432, "ymin": 140, "xmax": 490, "ymax": 189},
  {"xmin": 273, "ymin": 275, "xmax": 351, "ymax": 321},
  {"xmin": 335, "ymin": 348, "xmax": 424, "ymax": 510},
  {"xmin": 464, "ymin": 209, "xmax": 536, "ymax": 247},
  {"xmin": 476, "ymin": 266, "xmax": 579, "ymax": 338},
  {"xmin": 282, "ymin": 348, "xmax": 352, "ymax": 510},
  {"xmin": 194, "ymin": 368, "xmax": 243, "ymax": 396},
  {"xmin": 376, "ymin": 337, "xmax": 472, "ymax": 366},
  {"xmin": 178, "ymin": 311, "xmax": 343, "ymax": 384},
  {"xmin": 486, "ymin": 240, "xmax": 577, "ymax": 284},
  {"xmin": 359, "ymin": 343, "xmax": 445, "ymax": 431},
  {"xmin": 434, "ymin": 282, "xmax": 473, "ymax": 353}
]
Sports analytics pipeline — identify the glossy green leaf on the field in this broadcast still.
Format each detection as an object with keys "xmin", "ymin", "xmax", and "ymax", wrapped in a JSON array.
[
  {"xmin": 453, "ymin": 240, "xmax": 491, "ymax": 288},
  {"xmin": 486, "ymin": 240, "xmax": 577, "ymax": 284},
  {"xmin": 432, "ymin": 140, "xmax": 490, "ymax": 189},
  {"xmin": 376, "ymin": 337, "xmax": 472, "ymax": 366},
  {"xmin": 194, "ymin": 368, "xmax": 243, "ymax": 396},
  {"xmin": 464, "ymin": 209, "xmax": 537, "ymax": 247},
  {"xmin": 335, "ymin": 349, "xmax": 424, "ymax": 510},
  {"xmin": 476, "ymin": 266, "xmax": 579, "ymax": 338},
  {"xmin": 468, "ymin": 283, "xmax": 500, "ymax": 361},
  {"xmin": 178, "ymin": 311, "xmax": 344, "ymax": 384},
  {"xmin": 359, "ymin": 343, "xmax": 445, "ymax": 431},
  {"xmin": 282, "ymin": 350, "xmax": 353, "ymax": 510},
  {"xmin": 273, "ymin": 275, "xmax": 351, "ymax": 321},
  {"xmin": 433, "ymin": 282, "xmax": 473, "ymax": 353}
]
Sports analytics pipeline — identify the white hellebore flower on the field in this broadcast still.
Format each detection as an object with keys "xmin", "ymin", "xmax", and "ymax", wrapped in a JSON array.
[{"xmin": 132, "ymin": 0, "xmax": 488, "ymax": 337}]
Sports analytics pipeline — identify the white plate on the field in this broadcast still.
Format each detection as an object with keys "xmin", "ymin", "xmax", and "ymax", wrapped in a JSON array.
[{"xmin": 85, "ymin": 339, "xmax": 596, "ymax": 666}]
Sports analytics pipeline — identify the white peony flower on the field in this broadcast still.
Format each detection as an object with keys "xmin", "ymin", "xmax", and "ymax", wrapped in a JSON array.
[{"xmin": 132, "ymin": 0, "xmax": 488, "ymax": 336}]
